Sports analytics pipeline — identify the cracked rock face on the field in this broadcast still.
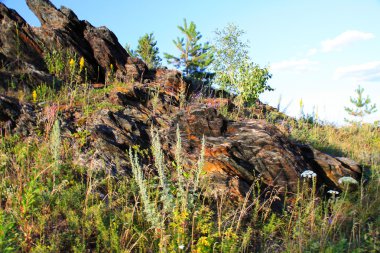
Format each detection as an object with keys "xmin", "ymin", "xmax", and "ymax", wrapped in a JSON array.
[{"xmin": 164, "ymin": 106, "xmax": 361, "ymax": 197}]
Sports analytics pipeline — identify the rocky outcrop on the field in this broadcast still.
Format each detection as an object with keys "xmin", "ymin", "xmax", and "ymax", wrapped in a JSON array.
[
  {"xmin": 59, "ymin": 76, "xmax": 361, "ymax": 197},
  {"xmin": 0, "ymin": 1, "xmax": 362, "ymax": 203},
  {"xmin": 26, "ymin": 0, "xmax": 147, "ymax": 83},
  {"xmin": 164, "ymin": 105, "xmax": 361, "ymax": 197},
  {"xmin": 1, "ymin": 0, "xmax": 148, "ymax": 91}
]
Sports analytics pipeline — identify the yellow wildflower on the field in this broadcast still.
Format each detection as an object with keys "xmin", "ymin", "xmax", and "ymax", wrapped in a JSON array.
[
  {"xmin": 32, "ymin": 90, "xmax": 37, "ymax": 103},
  {"xmin": 69, "ymin": 58, "xmax": 75, "ymax": 68},
  {"xmin": 197, "ymin": 236, "xmax": 211, "ymax": 247},
  {"xmin": 79, "ymin": 57, "xmax": 85, "ymax": 73}
]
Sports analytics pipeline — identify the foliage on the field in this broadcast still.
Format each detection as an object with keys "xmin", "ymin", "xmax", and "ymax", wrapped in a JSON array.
[
  {"xmin": 164, "ymin": 19, "xmax": 213, "ymax": 79},
  {"xmin": 34, "ymin": 82, "xmax": 55, "ymax": 103},
  {"xmin": 211, "ymin": 23, "xmax": 273, "ymax": 105},
  {"xmin": 124, "ymin": 43, "xmax": 137, "ymax": 57},
  {"xmin": 136, "ymin": 33, "xmax": 162, "ymax": 69},
  {"xmin": 44, "ymin": 49, "xmax": 65, "ymax": 77},
  {"xmin": 125, "ymin": 33, "xmax": 162, "ymax": 69},
  {"xmin": 0, "ymin": 210, "xmax": 17, "ymax": 253},
  {"xmin": 43, "ymin": 48, "xmax": 85, "ymax": 86},
  {"xmin": 345, "ymin": 85, "xmax": 377, "ymax": 124}
]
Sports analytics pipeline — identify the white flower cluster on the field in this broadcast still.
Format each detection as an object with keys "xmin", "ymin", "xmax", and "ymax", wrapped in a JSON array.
[
  {"xmin": 179, "ymin": 245, "xmax": 185, "ymax": 250},
  {"xmin": 338, "ymin": 176, "xmax": 358, "ymax": 185},
  {"xmin": 327, "ymin": 190, "xmax": 339, "ymax": 195},
  {"xmin": 301, "ymin": 170, "xmax": 317, "ymax": 178}
]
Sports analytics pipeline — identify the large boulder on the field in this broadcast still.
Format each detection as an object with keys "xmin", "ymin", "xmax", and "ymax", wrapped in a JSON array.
[{"xmin": 165, "ymin": 106, "xmax": 362, "ymax": 197}]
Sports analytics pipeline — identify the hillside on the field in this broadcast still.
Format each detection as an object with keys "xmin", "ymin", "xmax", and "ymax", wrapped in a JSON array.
[{"xmin": 1, "ymin": 1, "xmax": 379, "ymax": 252}]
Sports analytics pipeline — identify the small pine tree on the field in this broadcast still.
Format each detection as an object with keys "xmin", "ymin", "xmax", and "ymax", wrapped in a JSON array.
[
  {"xmin": 164, "ymin": 19, "xmax": 213, "ymax": 79},
  {"xmin": 136, "ymin": 33, "xmax": 162, "ymax": 69},
  {"xmin": 344, "ymin": 85, "xmax": 377, "ymax": 124},
  {"xmin": 125, "ymin": 43, "xmax": 137, "ymax": 57}
]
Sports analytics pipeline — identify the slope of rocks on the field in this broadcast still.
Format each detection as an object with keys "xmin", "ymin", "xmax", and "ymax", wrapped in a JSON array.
[{"xmin": 0, "ymin": 0, "xmax": 362, "ymax": 202}]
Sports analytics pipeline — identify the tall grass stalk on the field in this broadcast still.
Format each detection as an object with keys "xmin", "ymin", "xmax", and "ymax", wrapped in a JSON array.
[
  {"xmin": 150, "ymin": 127, "xmax": 173, "ymax": 213},
  {"xmin": 50, "ymin": 119, "xmax": 61, "ymax": 186},
  {"xmin": 128, "ymin": 148, "xmax": 161, "ymax": 229},
  {"xmin": 175, "ymin": 124, "xmax": 187, "ymax": 211}
]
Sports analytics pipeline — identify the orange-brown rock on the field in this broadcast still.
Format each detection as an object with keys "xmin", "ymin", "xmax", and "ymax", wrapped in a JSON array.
[
  {"xmin": 202, "ymin": 98, "xmax": 232, "ymax": 109},
  {"xmin": 92, "ymin": 83, "xmax": 105, "ymax": 89},
  {"xmin": 165, "ymin": 106, "xmax": 362, "ymax": 198}
]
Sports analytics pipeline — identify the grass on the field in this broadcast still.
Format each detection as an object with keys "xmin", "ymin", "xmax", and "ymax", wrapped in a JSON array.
[
  {"xmin": 283, "ymin": 118, "xmax": 380, "ymax": 252},
  {"xmin": 0, "ymin": 57, "xmax": 379, "ymax": 251},
  {"xmin": 0, "ymin": 121, "xmax": 258, "ymax": 252},
  {"xmin": 1, "ymin": 101, "xmax": 379, "ymax": 252}
]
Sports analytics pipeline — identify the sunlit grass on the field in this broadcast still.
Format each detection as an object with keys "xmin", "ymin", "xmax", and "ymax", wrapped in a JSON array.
[{"xmin": 1, "ymin": 67, "xmax": 379, "ymax": 251}]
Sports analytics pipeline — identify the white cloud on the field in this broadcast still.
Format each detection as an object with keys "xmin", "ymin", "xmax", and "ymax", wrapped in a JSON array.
[
  {"xmin": 321, "ymin": 30, "xmax": 375, "ymax": 52},
  {"xmin": 271, "ymin": 59, "xmax": 319, "ymax": 72},
  {"xmin": 333, "ymin": 61, "xmax": 380, "ymax": 82},
  {"xmin": 304, "ymin": 30, "xmax": 375, "ymax": 56},
  {"xmin": 306, "ymin": 48, "xmax": 318, "ymax": 56}
]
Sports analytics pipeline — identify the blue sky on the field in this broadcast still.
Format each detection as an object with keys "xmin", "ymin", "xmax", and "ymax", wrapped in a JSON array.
[{"xmin": 4, "ymin": 0, "xmax": 380, "ymax": 124}]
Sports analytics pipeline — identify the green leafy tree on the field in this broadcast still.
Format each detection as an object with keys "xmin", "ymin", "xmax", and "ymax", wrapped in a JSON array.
[
  {"xmin": 211, "ymin": 23, "xmax": 272, "ymax": 106},
  {"xmin": 344, "ymin": 85, "xmax": 377, "ymax": 124},
  {"xmin": 136, "ymin": 33, "xmax": 162, "ymax": 69},
  {"xmin": 164, "ymin": 19, "xmax": 213, "ymax": 79}
]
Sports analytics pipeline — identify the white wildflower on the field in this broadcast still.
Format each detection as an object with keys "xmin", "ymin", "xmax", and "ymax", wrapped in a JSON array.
[
  {"xmin": 301, "ymin": 170, "xmax": 317, "ymax": 178},
  {"xmin": 327, "ymin": 190, "xmax": 339, "ymax": 195},
  {"xmin": 179, "ymin": 245, "xmax": 185, "ymax": 250},
  {"xmin": 338, "ymin": 176, "xmax": 358, "ymax": 185}
]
